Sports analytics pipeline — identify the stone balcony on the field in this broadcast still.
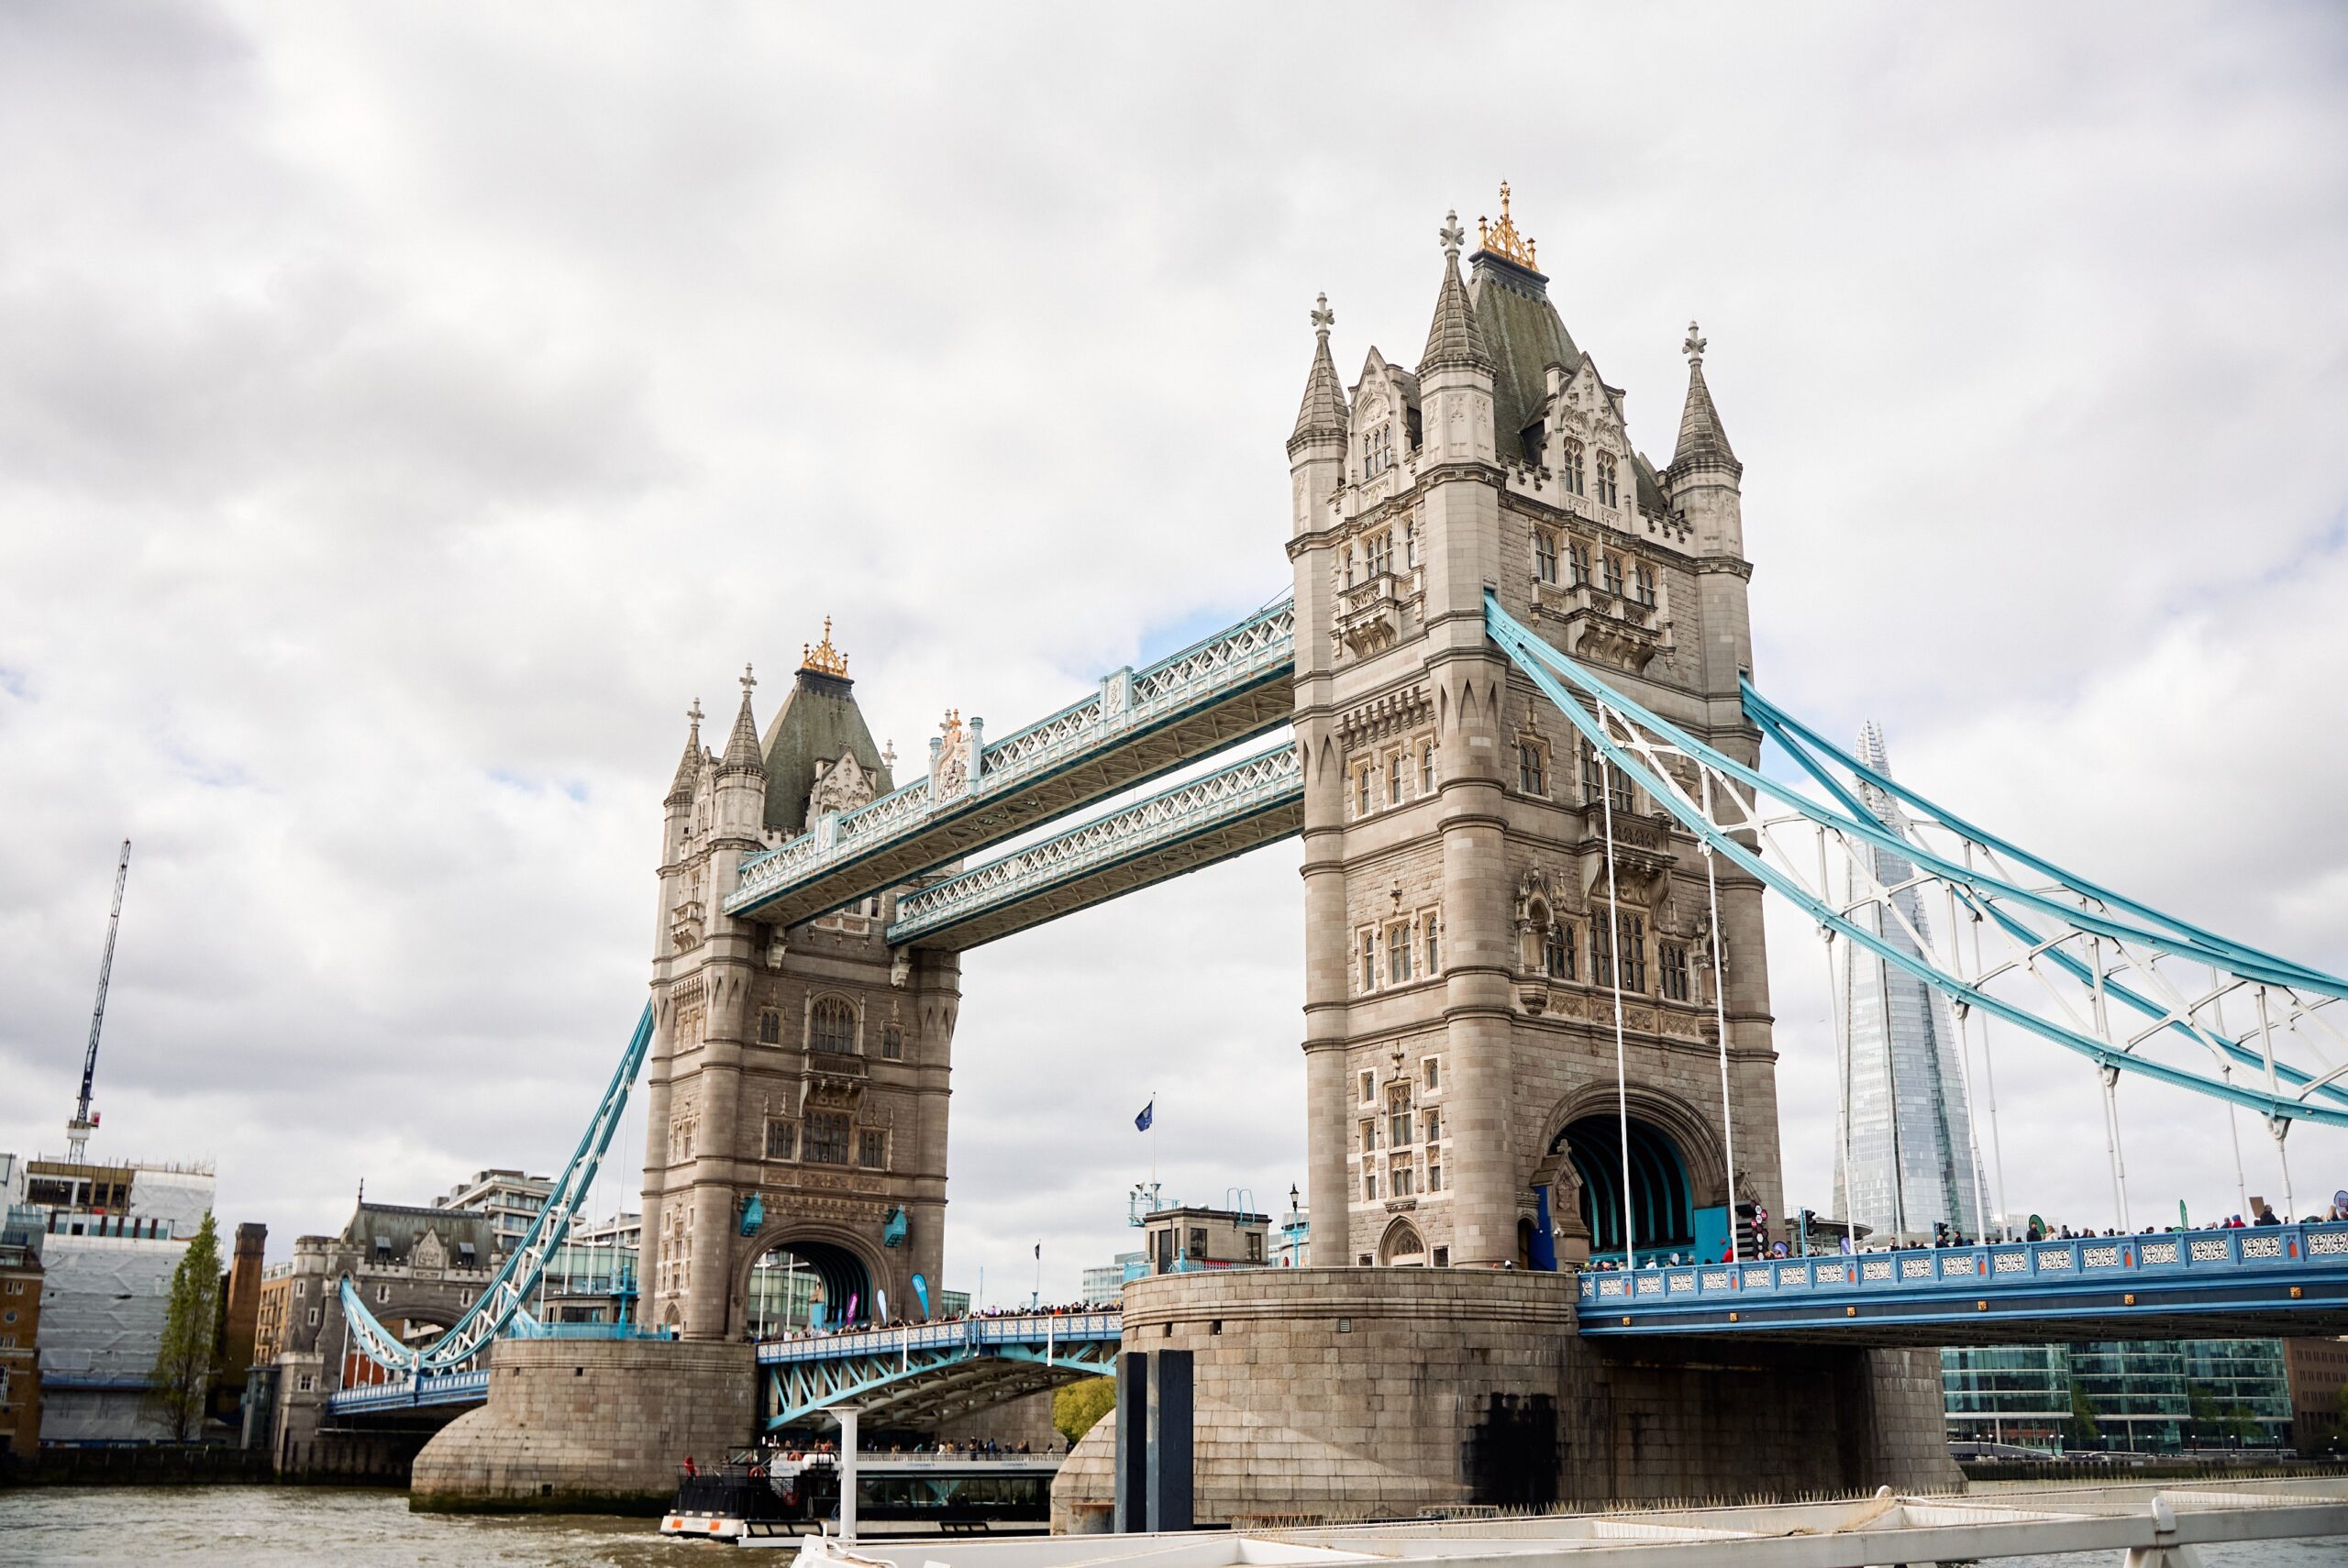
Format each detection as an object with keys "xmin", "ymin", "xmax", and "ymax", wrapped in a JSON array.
[
  {"xmin": 1532, "ymin": 579, "xmax": 1670, "ymax": 672},
  {"xmin": 1336, "ymin": 569, "xmax": 1420, "ymax": 656}
]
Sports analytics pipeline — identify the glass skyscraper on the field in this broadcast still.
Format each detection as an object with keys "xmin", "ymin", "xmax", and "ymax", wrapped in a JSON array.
[{"xmin": 1830, "ymin": 722, "xmax": 1989, "ymax": 1242}]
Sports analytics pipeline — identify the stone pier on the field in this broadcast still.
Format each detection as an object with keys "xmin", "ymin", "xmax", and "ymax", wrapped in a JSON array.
[
  {"xmin": 410, "ymin": 1337, "xmax": 755, "ymax": 1512},
  {"xmin": 1052, "ymin": 1269, "xmax": 1958, "ymax": 1529}
]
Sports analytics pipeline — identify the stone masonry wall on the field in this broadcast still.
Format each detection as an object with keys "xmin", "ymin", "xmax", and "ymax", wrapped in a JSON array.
[
  {"xmin": 410, "ymin": 1337, "xmax": 754, "ymax": 1511},
  {"xmin": 1051, "ymin": 1270, "xmax": 1957, "ymax": 1526}
]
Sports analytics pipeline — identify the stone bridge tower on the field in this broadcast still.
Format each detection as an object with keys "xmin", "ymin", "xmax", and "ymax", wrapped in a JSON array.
[
  {"xmin": 1288, "ymin": 193, "xmax": 1780, "ymax": 1271},
  {"xmin": 641, "ymin": 627, "xmax": 958, "ymax": 1339}
]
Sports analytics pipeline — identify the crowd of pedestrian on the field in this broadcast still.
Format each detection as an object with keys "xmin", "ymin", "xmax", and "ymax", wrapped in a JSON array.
[{"xmin": 752, "ymin": 1297, "xmax": 1121, "ymax": 1345}]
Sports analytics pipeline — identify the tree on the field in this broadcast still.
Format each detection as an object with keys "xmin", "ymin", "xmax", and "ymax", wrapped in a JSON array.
[
  {"xmin": 150, "ymin": 1211, "xmax": 224, "ymax": 1441},
  {"xmin": 2065, "ymin": 1377, "xmax": 2102, "ymax": 1449},
  {"xmin": 1052, "ymin": 1376, "xmax": 1115, "ymax": 1448}
]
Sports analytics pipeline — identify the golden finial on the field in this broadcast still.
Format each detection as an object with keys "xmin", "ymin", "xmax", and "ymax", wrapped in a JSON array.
[
  {"xmin": 800, "ymin": 616, "xmax": 849, "ymax": 678},
  {"xmin": 1475, "ymin": 181, "xmax": 1538, "ymax": 271}
]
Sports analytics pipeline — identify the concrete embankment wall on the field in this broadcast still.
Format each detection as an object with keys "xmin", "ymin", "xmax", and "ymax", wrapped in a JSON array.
[{"xmin": 410, "ymin": 1337, "xmax": 754, "ymax": 1513}]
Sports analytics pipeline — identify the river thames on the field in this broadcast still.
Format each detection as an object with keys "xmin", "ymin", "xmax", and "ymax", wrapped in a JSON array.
[{"xmin": 3, "ymin": 1487, "xmax": 2347, "ymax": 1567}]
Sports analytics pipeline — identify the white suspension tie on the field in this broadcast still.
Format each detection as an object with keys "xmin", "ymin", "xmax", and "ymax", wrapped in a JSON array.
[
  {"xmin": 1818, "ymin": 826, "xmax": 1856, "ymax": 1247},
  {"xmin": 1701, "ymin": 770, "xmax": 1739, "ymax": 1264},
  {"xmin": 2211, "ymin": 988, "xmax": 2251, "ymax": 1219},
  {"xmin": 1960, "ymin": 854, "xmax": 2011, "ymax": 1241},
  {"xmin": 1939, "ymin": 877, "xmax": 1991, "ymax": 1245},
  {"xmin": 2088, "ymin": 932, "xmax": 2130, "ymax": 1231},
  {"xmin": 2256, "ymin": 986, "xmax": 2297, "ymax": 1220},
  {"xmin": 1598, "ymin": 721, "xmax": 1637, "ymax": 1274},
  {"xmin": 1854, "ymin": 833, "xmax": 1910, "ymax": 1242}
]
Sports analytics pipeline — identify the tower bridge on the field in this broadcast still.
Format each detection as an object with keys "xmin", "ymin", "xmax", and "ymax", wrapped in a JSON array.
[{"xmin": 296, "ymin": 188, "xmax": 2345, "ymax": 1524}]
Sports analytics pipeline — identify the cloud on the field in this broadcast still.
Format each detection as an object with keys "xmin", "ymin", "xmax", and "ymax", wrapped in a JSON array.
[{"xmin": 0, "ymin": 1, "xmax": 2343, "ymax": 1301}]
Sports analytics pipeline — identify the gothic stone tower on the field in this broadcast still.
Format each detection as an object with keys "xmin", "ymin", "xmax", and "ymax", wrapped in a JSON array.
[
  {"xmin": 1289, "ymin": 193, "xmax": 1780, "ymax": 1271},
  {"xmin": 641, "ymin": 628, "xmax": 958, "ymax": 1339}
]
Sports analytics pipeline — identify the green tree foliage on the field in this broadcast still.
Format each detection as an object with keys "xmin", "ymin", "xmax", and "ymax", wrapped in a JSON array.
[
  {"xmin": 2065, "ymin": 1377, "xmax": 2102, "ymax": 1448},
  {"xmin": 1052, "ymin": 1375, "xmax": 1115, "ymax": 1447},
  {"xmin": 150, "ymin": 1211, "xmax": 225, "ymax": 1441}
]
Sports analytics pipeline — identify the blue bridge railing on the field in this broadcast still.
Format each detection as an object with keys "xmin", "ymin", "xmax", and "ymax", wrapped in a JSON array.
[
  {"xmin": 326, "ymin": 1367, "xmax": 490, "ymax": 1413},
  {"xmin": 1578, "ymin": 1222, "xmax": 2348, "ymax": 1336}
]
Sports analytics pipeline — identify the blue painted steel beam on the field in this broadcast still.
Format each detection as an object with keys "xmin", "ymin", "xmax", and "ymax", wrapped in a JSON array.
[
  {"xmin": 339, "ymin": 1002, "xmax": 656, "ymax": 1375},
  {"xmin": 1482, "ymin": 593, "xmax": 2348, "ymax": 1128}
]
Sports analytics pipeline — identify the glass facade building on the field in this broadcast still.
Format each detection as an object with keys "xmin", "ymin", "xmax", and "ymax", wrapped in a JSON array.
[
  {"xmin": 1830, "ymin": 723, "xmax": 1989, "ymax": 1242},
  {"xmin": 1943, "ymin": 1340, "xmax": 2291, "ymax": 1452}
]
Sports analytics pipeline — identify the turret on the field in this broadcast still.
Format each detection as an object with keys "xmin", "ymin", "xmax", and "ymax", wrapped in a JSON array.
[
  {"xmin": 1286, "ymin": 293, "xmax": 1347, "ymax": 538},
  {"xmin": 1414, "ymin": 211, "xmax": 1496, "ymax": 468},
  {"xmin": 662, "ymin": 700, "xmax": 703, "ymax": 861},
  {"xmin": 714, "ymin": 666, "xmax": 767, "ymax": 840},
  {"xmin": 1664, "ymin": 320, "xmax": 1743, "ymax": 557}
]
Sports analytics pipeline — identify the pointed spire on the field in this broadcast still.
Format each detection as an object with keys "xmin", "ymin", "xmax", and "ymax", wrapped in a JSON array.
[
  {"xmin": 719, "ymin": 664, "xmax": 765, "ymax": 777},
  {"xmin": 1287, "ymin": 293, "xmax": 1348, "ymax": 456},
  {"xmin": 665, "ymin": 698, "xmax": 704, "ymax": 805},
  {"xmin": 1667, "ymin": 319, "xmax": 1740, "ymax": 477},
  {"xmin": 1419, "ymin": 211, "xmax": 1493, "ymax": 376}
]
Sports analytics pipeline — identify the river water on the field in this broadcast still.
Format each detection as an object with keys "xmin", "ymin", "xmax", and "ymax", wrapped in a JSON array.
[{"xmin": 2, "ymin": 1486, "xmax": 2346, "ymax": 1566}]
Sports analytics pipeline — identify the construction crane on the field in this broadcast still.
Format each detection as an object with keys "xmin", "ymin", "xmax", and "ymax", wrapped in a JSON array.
[{"xmin": 64, "ymin": 840, "xmax": 131, "ymax": 1164}]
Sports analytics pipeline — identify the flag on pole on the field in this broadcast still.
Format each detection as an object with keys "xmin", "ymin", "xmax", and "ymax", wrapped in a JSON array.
[
  {"xmin": 1034, "ymin": 1242, "xmax": 1041, "ymax": 1260},
  {"xmin": 1135, "ymin": 1099, "xmax": 1155, "ymax": 1132}
]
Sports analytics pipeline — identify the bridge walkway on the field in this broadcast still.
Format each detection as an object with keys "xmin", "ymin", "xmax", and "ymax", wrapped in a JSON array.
[{"xmin": 727, "ymin": 603, "xmax": 1294, "ymax": 930}]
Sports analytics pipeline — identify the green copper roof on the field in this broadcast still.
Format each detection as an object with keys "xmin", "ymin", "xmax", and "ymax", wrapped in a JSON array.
[
  {"xmin": 1470, "ymin": 251, "xmax": 1581, "ymax": 449},
  {"xmin": 760, "ymin": 668, "xmax": 895, "ymax": 835}
]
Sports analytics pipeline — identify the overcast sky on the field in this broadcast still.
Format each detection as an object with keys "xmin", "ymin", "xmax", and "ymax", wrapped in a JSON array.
[{"xmin": 3, "ymin": 3, "xmax": 2345, "ymax": 1303}]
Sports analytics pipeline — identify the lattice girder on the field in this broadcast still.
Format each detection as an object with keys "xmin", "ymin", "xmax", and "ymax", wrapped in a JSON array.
[
  {"xmin": 727, "ymin": 602, "xmax": 1296, "ymax": 927},
  {"xmin": 889, "ymin": 743, "xmax": 1302, "ymax": 950}
]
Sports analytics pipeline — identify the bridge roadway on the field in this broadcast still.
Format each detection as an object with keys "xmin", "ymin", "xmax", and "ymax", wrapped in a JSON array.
[
  {"xmin": 726, "ymin": 601, "xmax": 1295, "ymax": 932},
  {"xmin": 1579, "ymin": 1221, "xmax": 2348, "ymax": 1343}
]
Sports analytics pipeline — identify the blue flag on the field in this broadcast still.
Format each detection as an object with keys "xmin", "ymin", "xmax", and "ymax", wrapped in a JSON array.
[{"xmin": 1135, "ymin": 1099, "xmax": 1154, "ymax": 1132}]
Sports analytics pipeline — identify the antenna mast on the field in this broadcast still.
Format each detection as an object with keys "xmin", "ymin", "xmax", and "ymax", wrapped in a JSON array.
[{"xmin": 66, "ymin": 840, "xmax": 131, "ymax": 1163}]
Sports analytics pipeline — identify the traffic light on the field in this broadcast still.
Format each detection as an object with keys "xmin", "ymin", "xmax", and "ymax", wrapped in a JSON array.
[{"xmin": 1735, "ymin": 1202, "xmax": 1768, "ymax": 1257}]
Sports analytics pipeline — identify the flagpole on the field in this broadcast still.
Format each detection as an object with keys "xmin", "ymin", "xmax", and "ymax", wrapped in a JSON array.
[{"xmin": 1150, "ymin": 1088, "xmax": 1158, "ymax": 1188}]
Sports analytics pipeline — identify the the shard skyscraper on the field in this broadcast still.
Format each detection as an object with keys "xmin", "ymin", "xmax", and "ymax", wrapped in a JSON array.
[{"xmin": 1831, "ymin": 722, "xmax": 1990, "ymax": 1242}]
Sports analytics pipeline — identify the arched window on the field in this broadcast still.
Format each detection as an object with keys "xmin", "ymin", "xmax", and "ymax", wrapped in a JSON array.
[
  {"xmin": 1534, "ymin": 528, "xmax": 1558, "ymax": 584},
  {"xmin": 1420, "ymin": 745, "xmax": 1435, "ymax": 795},
  {"xmin": 809, "ymin": 997, "xmax": 857, "ymax": 1055},
  {"xmin": 1544, "ymin": 921, "xmax": 1576, "ymax": 981},
  {"xmin": 1518, "ymin": 742, "xmax": 1546, "ymax": 796},
  {"xmin": 1387, "ymin": 753, "xmax": 1403, "ymax": 804},
  {"xmin": 1597, "ymin": 452, "xmax": 1620, "ymax": 508},
  {"xmin": 1634, "ymin": 562, "xmax": 1656, "ymax": 605},
  {"xmin": 1562, "ymin": 438, "xmax": 1586, "ymax": 496}
]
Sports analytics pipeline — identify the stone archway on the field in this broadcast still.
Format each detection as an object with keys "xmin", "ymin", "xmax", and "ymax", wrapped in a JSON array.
[
  {"xmin": 1554, "ymin": 1113, "xmax": 1697, "ymax": 1258},
  {"xmin": 735, "ymin": 1225, "xmax": 889, "ymax": 1334},
  {"xmin": 1377, "ymin": 1217, "xmax": 1427, "ymax": 1267}
]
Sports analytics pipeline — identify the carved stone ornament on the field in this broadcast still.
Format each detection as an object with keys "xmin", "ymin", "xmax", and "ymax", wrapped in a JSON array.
[
  {"xmin": 411, "ymin": 1229, "xmax": 446, "ymax": 1273},
  {"xmin": 808, "ymin": 750, "xmax": 877, "ymax": 819},
  {"xmin": 933, "ymin": 709, "xmax": 970, "ymax": 799}
]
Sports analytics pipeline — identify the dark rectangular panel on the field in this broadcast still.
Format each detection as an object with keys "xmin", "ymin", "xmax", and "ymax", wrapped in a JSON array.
[
  {"xmin": 1114, "ymin": 1350, "xmax": 1149, "ymax": 1533},
  {"xmin": 1146, "ymin": 1349, "xmax": 1193, "ymax": 1532}
]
